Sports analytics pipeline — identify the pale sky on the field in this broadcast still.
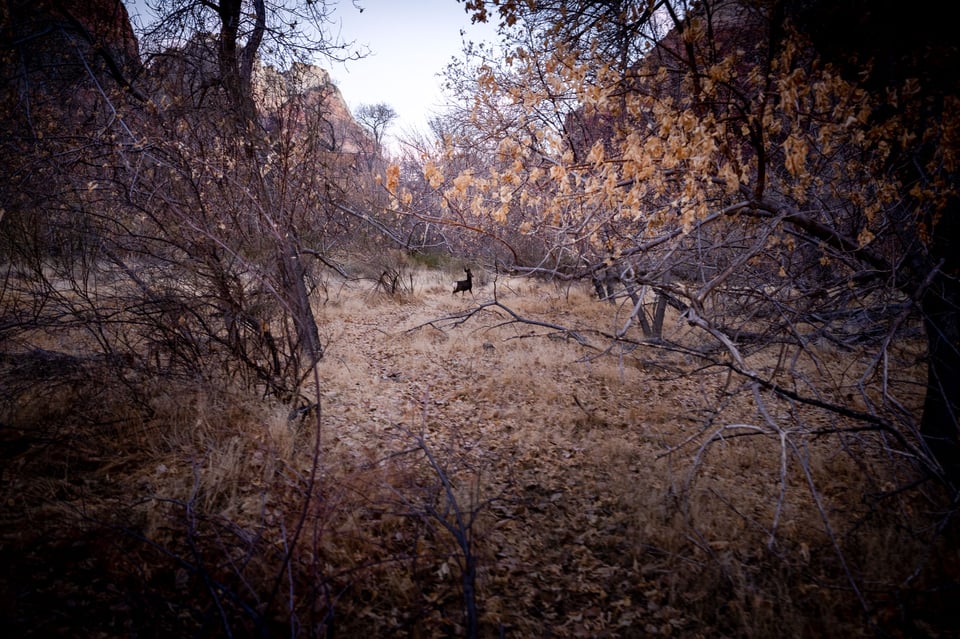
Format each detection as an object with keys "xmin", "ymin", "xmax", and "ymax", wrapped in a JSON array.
[{"xmin": 330, "ymin": 0, "xmax": 499, "ymax": 142}]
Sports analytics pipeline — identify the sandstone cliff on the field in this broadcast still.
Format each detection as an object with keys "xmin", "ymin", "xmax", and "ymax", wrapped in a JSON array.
[
  {"xmin": 1, "ymin": 0, "xmax": 143, "ymax": 115},
  {"xmin": 255, "ymin": 61, "xmax": 371, "ymax": 155}
]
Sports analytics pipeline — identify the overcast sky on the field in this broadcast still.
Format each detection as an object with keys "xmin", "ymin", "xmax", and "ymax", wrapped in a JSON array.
[{"xmin": 330, "ymin": 0, "xmax": 499, "ymax": 140}]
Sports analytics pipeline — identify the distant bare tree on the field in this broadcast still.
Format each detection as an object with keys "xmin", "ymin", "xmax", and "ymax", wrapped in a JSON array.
[{"xmin": 355, "ymin": 102, "xmax": 398, "ymax": 153}]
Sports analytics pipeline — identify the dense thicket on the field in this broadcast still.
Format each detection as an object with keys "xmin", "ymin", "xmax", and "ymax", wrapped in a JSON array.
[{"xmin": 400, "ymin": 0, "xmax": 960, "ymax": 488}]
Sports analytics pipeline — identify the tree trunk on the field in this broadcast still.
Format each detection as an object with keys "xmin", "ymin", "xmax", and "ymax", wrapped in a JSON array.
[
  {"xmin": 913, "ymin": 164, "xmax": 960, "ymax": 488},
  {"xmin": 920, "ymin": 237, "xmax": 960, "ymax": 487},
  {"xmin": 787, "ymin": 0, "xmax": 960, "ymax": 489},
  {"xmin": 280, "ymin": 238, "xmax": 323, "ymax": 366},
  {"xmin": 920, "ymin": 296, "xmax": 960, "ymax": 487},
  {"xmin": 216, "ymin": 0, "xmax": 321, "ymax": 374},
  {"xmin": 216, "ymin": 0, "xmax": 263, "ymax": 127},
  {"xmin": 651, "ymin": 270, "xmax": 671, "ymax": 339},
  {"xmin": 651, "ymin": 292, "xmax": 668, "ymax": 339}
]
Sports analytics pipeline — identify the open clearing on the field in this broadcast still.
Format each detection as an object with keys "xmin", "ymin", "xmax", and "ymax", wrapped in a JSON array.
[{"xmin": 1, "ymin": 266, "xmax": 949, "ymax": 637}]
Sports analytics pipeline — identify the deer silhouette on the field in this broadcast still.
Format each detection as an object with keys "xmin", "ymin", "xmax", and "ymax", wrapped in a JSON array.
[{"xmin": 453, "ymin": 268, "xmax": 473, "ymax": 295}]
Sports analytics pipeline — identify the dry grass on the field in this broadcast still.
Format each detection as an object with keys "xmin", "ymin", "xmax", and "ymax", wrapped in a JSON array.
[{"xmin": 1, "ymin": 264, "xmax": 956, "ymax": 637}]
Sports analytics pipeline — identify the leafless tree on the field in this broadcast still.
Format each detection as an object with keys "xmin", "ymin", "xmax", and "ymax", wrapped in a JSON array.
[{"xmin": 355, "ymin": 101, "xmax": 397, "ymax": 154}]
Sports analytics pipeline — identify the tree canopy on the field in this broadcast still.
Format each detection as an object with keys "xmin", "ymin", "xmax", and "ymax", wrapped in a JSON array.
[{"xmin": 387, "ymin": 0, "xmax": 960, "ymax": 487}]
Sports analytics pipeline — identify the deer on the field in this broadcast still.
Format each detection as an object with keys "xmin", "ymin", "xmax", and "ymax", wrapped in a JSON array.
[{"xmin": 452, "ymin": 268, "xmax": 473, "ymax": 295}]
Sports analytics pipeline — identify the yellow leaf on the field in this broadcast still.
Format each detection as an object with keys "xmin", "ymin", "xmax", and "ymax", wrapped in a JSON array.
[
  {"xmin": 783, "ymin": 134, "xmax": 807, "ymax": 177},
  {"xmin": 587, "ymin": 140, "xmax": 605, "ymax": 166},
  {"xmin": 385, "ymin": 164, "xmax": 400, "ymax": 194},
  {"xmin": 423, "ymin": 161, "xmax": 444, "ymax": 189}
]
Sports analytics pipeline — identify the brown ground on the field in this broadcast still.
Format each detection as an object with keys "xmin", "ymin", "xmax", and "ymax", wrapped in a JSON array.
[{"xmin": 1, "ymin": 265, "xmax": 956, "ymax": 637}]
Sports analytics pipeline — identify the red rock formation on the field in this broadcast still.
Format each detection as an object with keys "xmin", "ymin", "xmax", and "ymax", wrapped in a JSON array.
[{"xmin": 1, "ymin": 0, "xmax": 142, "ymax": 91}]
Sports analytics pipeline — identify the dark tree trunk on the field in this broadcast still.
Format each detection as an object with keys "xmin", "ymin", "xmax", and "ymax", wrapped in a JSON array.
[
  {"xmin": 789, "ymin": 0, "xmax": 960, "ymax": 489},
  {"xmin": 215, "ymin": 0, "xmax": 321, "ymax": 373},
  {"xmin": 216, "ymin": 0, "xmax": 263, "ymax": 127},
  {"xmin": 919, "ymin": 208, "xmax": 960, "ymax": 487},
  {"xmin": 920, "ymin": 290, "xmax": 960, "ymax": 486},
  {"xmin": 280, "ymin": 239, "xmax": 323, "ymax": 366}
]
